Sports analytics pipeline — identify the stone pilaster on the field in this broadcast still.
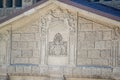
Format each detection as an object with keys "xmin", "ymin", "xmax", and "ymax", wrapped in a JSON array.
[{"xmin": 40, "ymin": 17, "xmax": 47, "ymax": 65}]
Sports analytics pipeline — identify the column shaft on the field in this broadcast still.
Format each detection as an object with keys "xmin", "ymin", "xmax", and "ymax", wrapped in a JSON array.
[
  {"xmin": 3, "ymin": 0, "xmax": 6, "ymax": 8},
  {"xmin": 13, "ymin": 0, "xmax": 15, "ymax": 8}
]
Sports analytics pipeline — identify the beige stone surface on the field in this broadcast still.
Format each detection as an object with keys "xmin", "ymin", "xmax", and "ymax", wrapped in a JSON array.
[
  {"xmin": 67, "ymin": 78, "xmax": 109, "ymax": 80},
  {"xmin": 0, "ymin": 0, "xmax": 120, "ymax": 80}
]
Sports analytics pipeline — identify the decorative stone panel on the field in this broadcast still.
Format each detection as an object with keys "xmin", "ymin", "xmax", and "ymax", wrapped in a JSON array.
[
  {"xmin": 39, "ymin": 7, "xmax": 77, "ymax": 66},
  {"xmin": 0, "ymin": 4, "xmax": 119, "ymax": 80}
]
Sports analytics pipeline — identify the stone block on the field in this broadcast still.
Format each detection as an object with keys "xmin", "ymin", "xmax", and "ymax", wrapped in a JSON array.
[
  {"xmin": 0, "ymin": 65, "xmax": 6, "ymax": 73},
  {"xmin": 92, "ymin": 59, "xmax": 109, "ymax": 66},
  {"xmin": 86, "ymin": 41, "xmax": 95, "ymax": 49},
  {"xmin": 79, "ymin": 17, "xmax": 92, "ymax": 24},
  {"xmin": 0, "ymin": 42, "xmax": 6, "ymax": 56},
  {"xmin": 88, "ymin": 50, "xmax": 100, "ymax": 58},
  {"xmin": 48, "ymin": 67, "xmax": 63, "ymax": 74},
  {"xmin": 24, "ymin": 66, "xmax": 31, "ymax": 73},
  {"xmin": 81, "ymin": 67, "xmax": 92, "ymax": 77},
  {"xmin": 0, "ymin": 56, "xmax": 5, "ymax": 64},
  {"xmin": 33, "ymin": 49, "xmax": 40, "ymax": 57},
  {"xmin": 77, "ymin": 58, "xmax": 92, "ymax": 65},
  {"xmin": 40, "ymin": 66, "xmax": 48, "ymax": 75},
  {"xmin": 91, "ymin": 67, "xmax": 102, "ymax": 77},
  {"xmin": 95, "ymin": 31, "xmax": 103, "ymax": 41},
  {"xmin": 49, "ymin": 77, "xmax": 64, "ymax": 80},
  {"xmin": 14, "ymin": 58, "xmax": 29, "ymax": 64},
  {"xmin": 12, "ymin": 34, "xmax": 21, "ymax": 41},
  {"xmin": 32, "ymin": 66, "xmax": 39, "ymax": 73},
  {"xmin": 80, "ymin": 23, "xmax": 93, "ymax": 31},
  {"xmin": 26, "ymin": 25, "xmax": 39, "ymax": 33},
  {"xmin": 21, "ymin": 33, "xmax": 35, "ymax": 41},
  {"xmin": 12, "ymin": 42, "xmax": 18, "ymax": 49},
  {"xmin": 7, "ymin": 66, "xmax": 16, "ymax": 73},
  {"xmin": 93, "ymin": 23, "xmax": 103, "ymax": 31},
  {"xmin": 100, "ymin": 50, "xmax": 111, "ymax": 58},
  {"xmin": 0, "ymin": 76, "xmax": 7, "ymax": 80},
  {"xmin": 103, "ymin": 31, "xmax": 112, "ymax": 40},
  {"xmin": 105, "ymin": 41, "xmax": 112, "ymax": 49},
  {"xmin": 78, "ymin": 32, "xmax": 85, "ymax": 41},
  {"xmin": 22, "ymin": 50, "xmax": 33, "ymax": 57},
  {"xmin": 63, "ymin": 67, "xmax": 73, "ymax": 76},
  {"xmin": 113, "ymin": 67, "xmax": 120, "ymax": 79},
  {"xmin": 85, "ymin": 31, "xmax": 96, "ymax": 41},
  {"xmin": 16, "ymin": 66, "xmax": 24, "ymax": 73},
  {"xmin": 73, "ymin": 67, "xmax": 82, "ymax": 77},
  {"xmin": 101, "ymin": 68, "xmax": 112, "ymax": 78},
  {"xmin": 12, "ymin": 49, "xmax": 21, "ymax": 57},
  {"xmin": 10, "ymin": 76, "xmax": 24, "ymax": 80},
  {"xmin": 81, "ymin": 41, "xmax": 94, "ymax": 49},
  {"xmin": 17, "ymin": 42, "xmax": 28, "ymax": 49},
  {"xmin": 95, "ymin": 41, "xmax": 105, "ymax": 49},
  {"xmin": 35, "ymin": 33, "xmax": 41, "ymax": 41},
  {"xmin": 117, "ymin": 58, "xmax": 120, "ymax": 66},
  {"xmin": 37, "ymin": 42, "xmax": 41, "ymax": 49},
  {"xmin": 93, "ymin": 23, "xmax": 110, "ymax": 31},
  {"xmin": 14, "ymin": 25, "xmax": 39, "ymax": 34},
  {"xmin": 29, "ymin": 58, "xmax": 39, "ymax": 64},
  {"xmin": 78, "ymin": 50, "xmax": 87, "ymax": 58},
  {"xmin": 27, "ymin": 42, "xmax": 37, "ymax": 49}
]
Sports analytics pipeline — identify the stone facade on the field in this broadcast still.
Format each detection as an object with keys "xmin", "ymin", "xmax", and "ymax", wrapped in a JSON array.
[{"xmin": 0, "ymin": 1, "xmax": 120, "ymax": 80}]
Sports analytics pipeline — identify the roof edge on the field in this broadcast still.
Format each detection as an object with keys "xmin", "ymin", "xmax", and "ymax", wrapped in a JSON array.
[
  {"xmin": 0, "ymin": 0, "xmax": 48, "ymax": 25},
  {"xmin": 59, "ymin": 0, "xmax": 120, "ymax": 21}
]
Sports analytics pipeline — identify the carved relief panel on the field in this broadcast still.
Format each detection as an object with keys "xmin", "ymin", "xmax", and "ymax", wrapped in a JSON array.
[
  {"xmin": 40, "ymin": 7, "xmax": 77, "ymax": 66},
  {"xmin": 49, "ymin": 33, "xmax": 67, "ymax": 56}
]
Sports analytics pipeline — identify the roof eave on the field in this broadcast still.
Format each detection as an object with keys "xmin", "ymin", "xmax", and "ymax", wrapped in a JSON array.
[
  {"xmin": 58, "ymin": 0, "xmax": 120, "ymax": 21},
  {"xmin": 0, "ymin": 0, "xmax": 49, "ymax": 27}
]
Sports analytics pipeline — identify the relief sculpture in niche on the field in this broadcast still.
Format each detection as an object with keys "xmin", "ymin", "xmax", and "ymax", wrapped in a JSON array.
[{"xmin": 49, "ymin": 33, "xmax": 67, "ymax": 56}]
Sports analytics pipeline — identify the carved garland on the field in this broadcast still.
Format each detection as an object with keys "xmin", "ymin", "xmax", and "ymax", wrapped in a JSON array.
[{"xmin": 40, "ymin": 7, "xmax": 77, "ymax": 33}]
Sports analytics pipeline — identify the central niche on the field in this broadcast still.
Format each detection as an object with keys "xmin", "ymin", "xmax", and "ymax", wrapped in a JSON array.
[
  {"xmin": 48, "ymin": 21, "xmax": 69, "ymax": 66},
  {"xmin": 49, "ymin": 33, "xmax": 67, "ymax": 56}
]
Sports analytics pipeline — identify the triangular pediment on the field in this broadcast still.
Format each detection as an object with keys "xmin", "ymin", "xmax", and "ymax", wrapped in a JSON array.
[
  {"xmin": 0, "ymin": 0, "xmax": 120, "ymax": 30},
  {"xmin": 0, "ymin": 1, "xmax": 120, "ymax": 79}
]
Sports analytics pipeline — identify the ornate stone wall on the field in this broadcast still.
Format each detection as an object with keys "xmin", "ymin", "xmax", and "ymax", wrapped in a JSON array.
[{"xmin": 0, "ymin": 6, "xmax": 120, "ymax": 80}]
